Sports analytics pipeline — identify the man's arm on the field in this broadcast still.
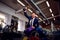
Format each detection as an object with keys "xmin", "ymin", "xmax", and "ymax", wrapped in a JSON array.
[
  {"xmin": 23, "ymin": 8, "xmax": 30, "ymax": 19},
  {"xmin": 24, "ymin": 11, "xmax": 30, "ymax": 19}
]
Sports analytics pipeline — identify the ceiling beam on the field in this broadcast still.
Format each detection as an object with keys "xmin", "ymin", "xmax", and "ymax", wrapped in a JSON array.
[
  {"xmin": 24, "ymin": 0, "xmax": 36, "ymax": 13},
  {"xmin": 39, "ymin": 15, "xmax": 60, "ymax": 22},
  {"xmin": 36, "ymin": 0, "xmax": 46, "ymax": 5},
  {"xmin": 31, "ymin": 0, "xmax": 50, "ymax": 24},
  {"xmin": 16, "ymin": 8, "xmax": 24, "ymax": 13}
]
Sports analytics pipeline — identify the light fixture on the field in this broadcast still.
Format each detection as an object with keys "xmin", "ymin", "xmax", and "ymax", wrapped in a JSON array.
[
  {"xmin": 54, "ymin": 18, "xmax": 55, "ymax": 20},
  {"xmin": 52, "ymin": 14, "xmax": 54, "ymax": 17},
  {"xmin": 43, "ymin": 21, "xmax": 45, "ymax": 23},
  {"xmin": 0, "ymin": 20, "xmax": 1, "ymax": 24},
  {"xmin": 46, "ymin": 1, "xmax": 50, "ymax": 7},
  {"xmin": 49, "ymin": 8, "xmax": 52, "ymax": 13},
  {"xmin": 17, "ymin": 0, "xmax": 25, "ymax": 6},
  {"xmin": 35, "ymin": 15, "xmax": 38, "ymax": 17},
  {"xmin": 0, "ymin": 15, "xmax": 5, "ymax": 19},
  {"xmin": 51, "ymin": 14, "xmax": 55, "ymax": 20},
  {"xmin": 46, "ymin": 23, "xmax": 48, "ymax": 25},
  {"xmin": 39, "ymin": 18, "xmax": 42, "ymax": 21},
  {"xmin": 28, "ymin": 9, "xmax": 33, "ymax": 13}
]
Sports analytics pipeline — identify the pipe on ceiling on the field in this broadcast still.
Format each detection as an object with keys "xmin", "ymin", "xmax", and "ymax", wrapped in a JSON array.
[
  {"xmin": 31, "ymin": 0, "xmax": 50, "ymax": 24},
  {"xmin": 36, "ymin": 0, "xmax": 46, "ymax": 5}
]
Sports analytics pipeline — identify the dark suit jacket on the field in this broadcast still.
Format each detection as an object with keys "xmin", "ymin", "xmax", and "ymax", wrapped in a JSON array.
[{"xmin": 24, "ymin": 12, "xmax": 39, "ymax": 28}]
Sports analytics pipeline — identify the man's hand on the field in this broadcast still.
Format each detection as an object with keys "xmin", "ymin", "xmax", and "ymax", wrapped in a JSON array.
[
  {"xmin": 32, "ymin": 26, "xmax": 35, "ymax": 29},
  {"xmin": 23, "ymin": 7, "xmax": 27, "ymax": 11}
]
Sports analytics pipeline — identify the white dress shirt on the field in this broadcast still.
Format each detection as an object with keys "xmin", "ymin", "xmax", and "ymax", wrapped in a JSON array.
[{"xmin": 30, "ymin": 18, "xmax": 35, "ymax": 26}]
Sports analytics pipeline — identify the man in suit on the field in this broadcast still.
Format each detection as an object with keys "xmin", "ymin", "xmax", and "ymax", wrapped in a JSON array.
[
  {"xmin": 23, "ymin": 7, "xmax": 39, "ymax": 29},
  {"xmin": 23, "ymin": 7, "xmax": 39, "ymax": 36}
]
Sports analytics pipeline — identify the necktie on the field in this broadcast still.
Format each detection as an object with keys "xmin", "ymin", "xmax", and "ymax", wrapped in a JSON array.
[
  {"xmin": 30, "ymin": 18, "xmax": 34, "ymax": 26},
  {"xmin": 30, "ymin": 19, "xmax": 33, "ymax": 26}
]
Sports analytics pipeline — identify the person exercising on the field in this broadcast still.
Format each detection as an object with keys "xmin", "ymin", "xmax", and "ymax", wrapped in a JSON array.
[
  {"xmin": 23, "ymin": 7, "xmax": 39, "ymax": 30},
  {"xmin": 23, "ymin": 7, "xmax": 39, "ymax": 36}
]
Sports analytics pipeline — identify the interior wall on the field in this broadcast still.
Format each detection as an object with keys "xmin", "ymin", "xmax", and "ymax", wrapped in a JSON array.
[
  {"xmin": 18, "ymin": 20, "xmax": 25, "ymax": 31},
  {"xmin": 0, "ymin": 2, "xmax": 28, "ymax": 31},
  {"xmin": 0, "ymin": 2, "xmax": 28, "ymax": 22}
]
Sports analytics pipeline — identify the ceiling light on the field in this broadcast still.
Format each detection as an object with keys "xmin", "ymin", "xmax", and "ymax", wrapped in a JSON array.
[
  {"xmin": 46, "ymin": 1, "xmax": 50, "ymax": 7},
  {"xmin": 35, "ymin": 15, "xmax": 38, "ymax": 17},
  {"xmin": 39, "ymin": 18, "xmax": 42, "ymax": 21},
  {"xmin": 28, "ymin": 9, "xmax": 33, "ymax": 13},
  {"xmin": 51, "ymin": 14, "xmax": 55, "ymax": 20},
  {"xmin": 17, "ymin": 0, "xmax": 25, "ymax": 6},
  {"xmin": 49, "ymin": 9, "xmax": 52, "ymax": 13},
  {"xmin": 0, "ymin": 20, "xmax": 2, "ymax": 24},
  {"xmin": 52, "ymin": 14, "xmax": 54, "ymax": 17},
  {"xmin": 0, "ymin": 15, "xmax": 5, "ymax": 19},
  {"xmin": 46, "ymin": 23, "xmax": 48, "ymax": 25},
  {"xmin": 54, "ymin": 18, "xmax": 55, "ymax": 20},
  {"xmin": 43, "ymin": 21, "xmax": 45, "ymax": 23}
]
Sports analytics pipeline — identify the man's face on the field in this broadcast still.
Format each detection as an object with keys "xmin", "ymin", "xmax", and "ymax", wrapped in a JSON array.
[{"xmin": 31, "ymin": 13, "xmax": 36, "ymax": 18}]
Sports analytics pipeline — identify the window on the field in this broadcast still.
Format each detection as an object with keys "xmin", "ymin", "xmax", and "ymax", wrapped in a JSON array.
[
  {"xmin": 0, "ymin": 13, "xmax": 6, "ymax": 28},
  {"xmin": 17, "ymin": 20, "xmax": 25, "ymax": 31}
]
